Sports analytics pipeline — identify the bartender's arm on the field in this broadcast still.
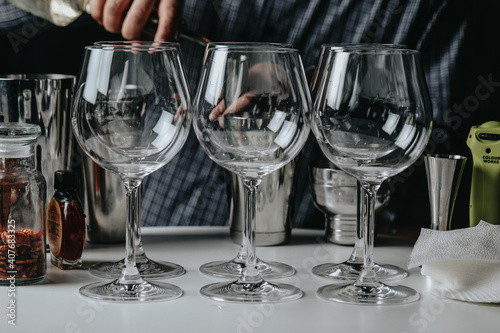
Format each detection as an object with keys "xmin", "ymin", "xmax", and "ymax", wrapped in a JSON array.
[{"xmin": 89, "ymin": 0, "xmax": 182, "ymax": 41}]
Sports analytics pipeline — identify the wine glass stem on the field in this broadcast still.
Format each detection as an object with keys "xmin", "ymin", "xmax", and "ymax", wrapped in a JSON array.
[
  {"xmin": 120, "ymin": 178, "xmax": 144, "ymax": 285},
  {"xmin": 357, "ymin": 181, "xmax": 380, "ymax": 285},
  {"xmin": 132, "ymin": 187, "xmax": 148, "ymax": 264},
  {"xmin": 348, "ymin": 181, "xmax": 366, "ymax": 263},
  {"xmin": 235, "ymin": 238, "xmax": 247, "ymax": 263},
  {"xmin": 240, "ymin": 177, "xmax": 262, "ymax": 283}
]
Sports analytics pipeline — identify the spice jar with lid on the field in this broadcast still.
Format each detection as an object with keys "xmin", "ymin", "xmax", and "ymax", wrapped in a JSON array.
[
  {"xmin": 47, "ymin": 170, "xmax": 86, "ymax": 269},
  {"xmin": 0, "ymin": 123, "xmax": 47, "ymax": 285}
]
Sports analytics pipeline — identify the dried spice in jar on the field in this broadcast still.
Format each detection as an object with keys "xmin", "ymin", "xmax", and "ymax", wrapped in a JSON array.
[
  {"xmin": 0, "ymin": 229, "xmax": 45, "ymax": 280},
  {"xmin": 0, "ymin": 123, "xmax": 47, "ymax": 285}
]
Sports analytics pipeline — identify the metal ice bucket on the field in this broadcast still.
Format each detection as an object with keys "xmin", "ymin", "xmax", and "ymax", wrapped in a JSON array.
[{"xmin": 310, "ymin": 164, "xmax": 390, "ymax": 245}]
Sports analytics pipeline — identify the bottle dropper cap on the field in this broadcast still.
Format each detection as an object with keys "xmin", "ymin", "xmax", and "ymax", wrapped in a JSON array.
[{"xmin": 54, "ymin": 170, "xmax": 78, "ymax": 191}]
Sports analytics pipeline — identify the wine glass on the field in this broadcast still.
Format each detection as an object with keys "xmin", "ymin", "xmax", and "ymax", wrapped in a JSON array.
[
  {"xmin": 310, "ymin": 44, "xmax": 408, "ymax": 283},
  {"xmin": 72, "ymin": 42, "xmax": 191, "ymax": 301},
  {"xmin": 85, "ymin": 41, "xmax": 185, "ymax": 280},
  {"xmin": 312, "ymin": 47, "xmax": 432, "ymax": 304},
  {"xmin": 193, "ymin": 43, "xmax": 310, "ymax": 302},
  {"xmin": 197, "ymin": 43, "xmax": 297, "ymax": 280}
]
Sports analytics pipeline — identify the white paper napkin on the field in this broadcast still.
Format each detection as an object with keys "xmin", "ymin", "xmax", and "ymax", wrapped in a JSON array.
[{"xmin": 409, "ymin": 221, "xmax": 500, "ymax": 303}]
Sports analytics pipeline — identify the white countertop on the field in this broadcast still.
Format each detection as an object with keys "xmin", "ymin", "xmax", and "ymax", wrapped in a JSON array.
[{"xmin": 1, "ymin": 227, "xmax": 498, "ymax": 333}]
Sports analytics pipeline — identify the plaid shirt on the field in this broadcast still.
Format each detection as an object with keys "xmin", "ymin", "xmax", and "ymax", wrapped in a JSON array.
[
  {"xmin": 2, "ymin": 0, "xmax": 498, "ymax": 229},
  {"xmin": 142, "ymin": 0, "xmax": 494, "ymax": 228},
  {"xmin": 0, "ymin": 0, "xmax": 33, "ymax": 29}
]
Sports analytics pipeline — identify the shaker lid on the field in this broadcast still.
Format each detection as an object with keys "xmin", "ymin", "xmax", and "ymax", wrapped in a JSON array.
[{"xmin": 54, "ymin": 170, "xmax": 79, "ymax": 190}]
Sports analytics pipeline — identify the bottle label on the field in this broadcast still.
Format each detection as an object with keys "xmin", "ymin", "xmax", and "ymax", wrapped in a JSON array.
[{"xmin": 47, "ymin": 200, "xmax": 62, "ymax": 257}]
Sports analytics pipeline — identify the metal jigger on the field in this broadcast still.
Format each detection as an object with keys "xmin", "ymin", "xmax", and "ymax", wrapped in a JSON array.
[{"xmin": 424, "ymin": 154, "xmax": 467, "ymax": 230}]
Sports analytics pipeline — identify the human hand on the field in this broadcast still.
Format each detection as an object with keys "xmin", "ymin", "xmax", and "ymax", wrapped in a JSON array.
[
  {"xmin": 209, "ymin": 63, "xmax": 291, "ymax": 128},
  {"xmin": 89, "ymin": 0, "xmax": 182, "ymax": 41}
]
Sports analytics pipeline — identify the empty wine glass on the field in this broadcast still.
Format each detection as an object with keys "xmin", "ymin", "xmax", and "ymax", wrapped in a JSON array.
[
  {"xmin": 310, "ymin": 44, "xmax": 408, "ymax": 283},
  {"xmin": 194, "ymin": 43, "xmax": 310, "ymax": 302},
  {"xmin": 312, "ymin": 47, "xmax": 432, "ymax": 304},
  {"xmin": 197, "ymin": 43, "xmax": 297, "ymax": 280},
  {"xmin": 72, "ymin": 42, "xmax": 191, "ymax": 301},
  {"xmin": 87, "ymin": 41, "xmax": 185, "ymax": 280}
]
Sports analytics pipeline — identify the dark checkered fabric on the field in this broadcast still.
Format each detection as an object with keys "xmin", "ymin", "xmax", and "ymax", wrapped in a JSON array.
[
  {"xmin": 141, "ymin": 0, "xmax": 488, "ymax": 228},
  {"xmin": 0, "ymin": 0, "xmax": 33, "ymax": 29},
  {"xmin": 2, "ymin": 0, "xmax": 498, "ymax": 230}
]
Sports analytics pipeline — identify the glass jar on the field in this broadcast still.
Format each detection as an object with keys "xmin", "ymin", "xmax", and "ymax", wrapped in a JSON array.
[{"xmin": 0, "ymin": 123, "xmax": 47, "ymax": 285}]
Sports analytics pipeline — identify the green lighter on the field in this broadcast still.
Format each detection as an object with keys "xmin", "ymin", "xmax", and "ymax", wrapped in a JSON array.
[{"xmin": 466, "ymin": 121, "xmax": 500, "ymax": 226}]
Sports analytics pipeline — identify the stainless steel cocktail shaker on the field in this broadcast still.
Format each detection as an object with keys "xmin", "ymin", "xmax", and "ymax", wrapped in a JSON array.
[
  {"xmin": 0, "ymin": 74, "xmax": 126, "ymax": 243},
  {"xmin": 227, "ymin": 160, "xmax": 297, "ymax": 246}
]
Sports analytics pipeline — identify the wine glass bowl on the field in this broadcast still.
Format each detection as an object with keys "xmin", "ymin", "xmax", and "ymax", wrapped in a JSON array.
[
  {"xmin": 194, "ymin": 43, "xmax": 310, "ymax": 302},
  {"xmin": 196, "ymin": 52, "xmax": 309, "ymax": 176},
  {"xmin": 313, "ymin": 49, "xmax": 431, "ymax": 175},
  {"xmin": 312, "ymin": 47, "xmax": 432, "ymax": 304},
  {"xmin": 72, "ymin": 42, "xmax": 191, "ymax": 301}
]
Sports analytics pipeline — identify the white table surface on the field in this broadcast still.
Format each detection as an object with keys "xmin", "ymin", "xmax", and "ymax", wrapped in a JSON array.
[{"xmin": 1, "ymin": 226, "xmax": 498, "ymax": 333}]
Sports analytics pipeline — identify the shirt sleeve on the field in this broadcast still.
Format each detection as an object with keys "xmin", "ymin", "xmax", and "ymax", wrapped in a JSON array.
[{"xmin": 0, "ymin": 0, "xmax": 34, "ymax": 30}]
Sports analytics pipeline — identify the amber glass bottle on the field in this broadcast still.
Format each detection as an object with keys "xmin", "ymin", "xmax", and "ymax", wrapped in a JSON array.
[{"xmin": 47, "ymin": 170, "xmax": 86, "ymax": 269}]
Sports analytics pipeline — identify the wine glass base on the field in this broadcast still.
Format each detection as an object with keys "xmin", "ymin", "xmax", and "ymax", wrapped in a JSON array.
[
  {"xmin": 79, "ymin": 279, "xmax": 183, "ymax": 302},
  {"xmin": 200, "ymin": 280, "xmax": 302, "ymax": 303},
  {"xmin": 312, "ymin": 261, "xmax": 407, "ymax": 283},
  {"xmin": 89, "ymin": 258, "xmax": 185, "ymax": 279},
  {"xmin": 317, "ymin": 282, "xmax": 419, "ymax": 305},
  {"xmin": 199, "ymin": 258, "xmax": 295, "ymax": 279}
]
